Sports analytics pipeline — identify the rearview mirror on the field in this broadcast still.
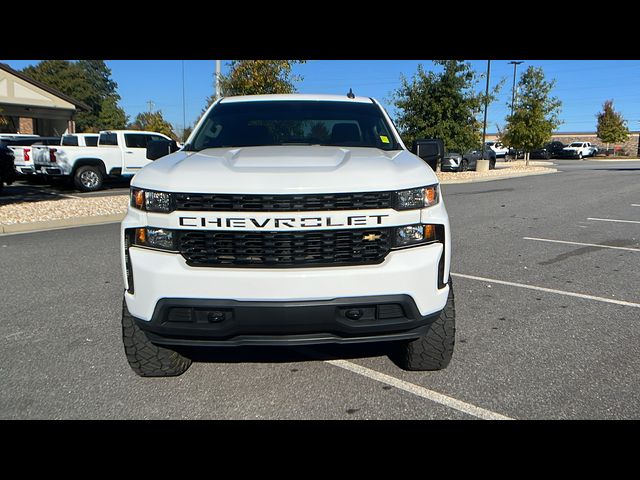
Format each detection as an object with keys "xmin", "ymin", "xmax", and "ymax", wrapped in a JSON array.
[
  {"xmin": 412, "ymin": 138, "xmax": 444, "ymax": 171},
  {"xmin": 147, "ymin": 139, "xmax": 179, "ymax": 160}
]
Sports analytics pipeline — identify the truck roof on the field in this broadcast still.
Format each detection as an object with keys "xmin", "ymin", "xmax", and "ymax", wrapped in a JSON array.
[
  {"xmin": 100, "ymin": 130, "xmax": 170, "ymax": 135},
  {"xmin": 219, "ymin": 94, "xmax": 375, "ymax": 104}
]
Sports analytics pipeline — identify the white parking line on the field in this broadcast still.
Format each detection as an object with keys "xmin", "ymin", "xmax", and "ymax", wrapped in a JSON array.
[
  {"xmin": 451, "ymin": 273, "xmax": 640, "ymax": 308},
  {"xmin": 588, "ymin": 217, "xmax": 640, "ymax": 225},
  {"xmin": 523, "ymin": 236, "xmax": 640, "ymax": 252},
  {"xmin": 632, "ymin": 204, "xmax": 640, "ymax": 207},
  {"xmin": 326, "ymin": 359, "xmax": 513, "ymax": 420}
]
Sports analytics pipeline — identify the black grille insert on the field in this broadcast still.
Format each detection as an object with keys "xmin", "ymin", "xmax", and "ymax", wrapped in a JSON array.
[
  {"xmin": 177, "ymin": 228, "xmax": 391, "ymax": 267},
  {"xmin": 174, "ymin": 191, "xmax": 393, "ymax": 212}
]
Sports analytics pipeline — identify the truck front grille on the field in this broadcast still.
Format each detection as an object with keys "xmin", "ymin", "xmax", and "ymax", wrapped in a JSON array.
[
  {"xmin": 174, "ymin": 191, "xmax": 393, "ymax": 212},
  {"xmin": 177, "ymin": 228, "xmax": 391, "ymax": 267}
]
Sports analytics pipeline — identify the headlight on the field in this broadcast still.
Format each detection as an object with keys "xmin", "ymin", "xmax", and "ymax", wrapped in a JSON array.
[
  {"xmin": 392, "ymin": 224, "xmax": 438, "ymax": 248},
  {"xmin": 130, "ymin": 188, "xmax": 175, "ymax": 213},
  {"xmin": 395, "ymin": 185, "xmax": 439, "ymax": 210},
  {"xmin": 131, "ymin": 227, "xmax": 177, "ymax": 251}
]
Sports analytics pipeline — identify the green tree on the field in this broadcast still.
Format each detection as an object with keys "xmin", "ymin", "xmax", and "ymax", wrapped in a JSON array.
[
  {"xmin": 203, "ymin": 60, "xmax": 305, "ymax": 112},
  {"xmin": 22, "ymin": 60, "xmax": 127, "ymax": 132},
  {"xmin": 98, "ymin": 97, "xmax": 128, "ymax": 130},
  {"xmin": 501, "ymin": 66, "xmax": 562, "ymax": 165},
  {"xmin": 129, "ymin": 111, "xmax": 177, "ymax": 140},
  {"xmin": 596, "ymin": 100, "xmax": 629, "ymax": 155},
  {"xmin": 391, "ymin": 61, "xmax": 502, "ymax": 156}
]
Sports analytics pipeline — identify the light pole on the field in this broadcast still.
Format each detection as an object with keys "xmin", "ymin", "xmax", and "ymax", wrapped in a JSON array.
[
  {"xmin": 508, "ymin": 61, "xmax": 523, "ymax": 118},
  {"xmin": 215, "ymin": 60, "xmax": 221, "ymax": 100},
  {"xmin": 182, "ymin": 60, "xmax": 187, "ymax": 142},
  {"xmin": 481, "ymin": 60, "xmax": 491, "ymax": 160}
]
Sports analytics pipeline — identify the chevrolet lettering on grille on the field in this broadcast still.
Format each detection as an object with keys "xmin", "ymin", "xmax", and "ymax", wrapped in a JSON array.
[{"xmin": 178, "ymin": 214, "xmax": 390, "ymax": 229}]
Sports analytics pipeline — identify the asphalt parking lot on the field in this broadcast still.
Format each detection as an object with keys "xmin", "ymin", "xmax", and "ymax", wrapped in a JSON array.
[{"xmin": 1, "ymin": 159, "xmax": 639, "ymax": 419}]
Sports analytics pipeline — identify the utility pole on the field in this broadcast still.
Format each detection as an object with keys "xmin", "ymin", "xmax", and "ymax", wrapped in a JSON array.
[
  {"xmin": 146, "ymin": 100, "xmax": 155, "ymax": 113},
  {"xmin": 215, "ymin": 60, "xmax": 222, "ymax": 100},
  {"xmin": 508, "ymin": 61, "xmax": 523, "ymax": 118},
  {"xmin": 182, "ymin": 60, "xmax": 187, "ymax": 142},
  {"xmin": 481, "ymin": 60, "xmax": 491, "ymax": 160}
]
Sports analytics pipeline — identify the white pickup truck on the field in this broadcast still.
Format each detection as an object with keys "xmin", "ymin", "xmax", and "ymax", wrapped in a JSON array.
[
  {"xmin": 3, "ymin": 136, "xmax": 58, "ymax": 175},
  {"xmin": 33, "ymin": 130, "xmax": 175, "ymax": 191},
  {"xmin": 561, "ymin": 142, "xmax": 596, "ymax": 159},
  {"xmin": 120, "ymin": 93, "xmax": 454, "ymax": 377}
]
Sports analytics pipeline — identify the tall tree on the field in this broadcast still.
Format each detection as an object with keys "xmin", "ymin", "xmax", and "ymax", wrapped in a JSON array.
[
  {"xmin": 203, "ymin": 60, "xmax": 305, "ymax": 112},
  {"xmin": 98, "ymin": 97, "xmax": 128, "ymax": 130},
  {"xmin": 596, "ymin": 100, "xmax": 629, "ymax": 155},
  {"xmin": 391, "ymin": 60, "xmax": 501, "ymax": 155},
  {"xmin": 77, "ymin": 60, "xmax": 128, "ymax": 130},
  {"xmin": 128, "ymin": 111, "xmax": 177, "ymax": 140},
  {"xmin": 501, "ymin": 66, "xmax": 562, "ymax": 165},
  {"xmin": 21, "ymin": 60, "xmax": 127, "ymax": 132}
]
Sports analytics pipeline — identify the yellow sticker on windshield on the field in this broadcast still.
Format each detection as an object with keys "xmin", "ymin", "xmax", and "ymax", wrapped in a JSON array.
[{"xmin": 380, "ymin": 135, "xmax": 390, "ymax": 144}]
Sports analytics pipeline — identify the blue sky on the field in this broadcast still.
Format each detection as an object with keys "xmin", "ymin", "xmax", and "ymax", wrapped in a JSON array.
[{"xmin": 4, "ymin": 60, "xmax": 640, "ymax": 134}]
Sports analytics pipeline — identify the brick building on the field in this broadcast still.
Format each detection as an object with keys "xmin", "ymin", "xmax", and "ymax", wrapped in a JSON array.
[
  {"xmin": 0, "ymin": 63, "xmax": 88, "ymax": 136},
  {"xmin": 486, "ymin": 131, "xmax": 640, "ymax": 156}
]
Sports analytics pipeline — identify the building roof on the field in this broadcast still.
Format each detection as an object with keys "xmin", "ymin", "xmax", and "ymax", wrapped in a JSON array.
[{"xmin": 0, "ymin": 63, "xmax": 90, "ymax": 111}]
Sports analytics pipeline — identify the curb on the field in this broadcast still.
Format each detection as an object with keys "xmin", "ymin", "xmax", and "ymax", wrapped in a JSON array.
[
  {"xmin": 584, "ymin": 158, "xmax": 640, "ymax": 162},
  {"xmin": 0, "ymin": 213, "xmax": 125, "ymax": 235},
  {"xmin": 439, "ymin": 168, "xmax": 558, "ymax": 185}
]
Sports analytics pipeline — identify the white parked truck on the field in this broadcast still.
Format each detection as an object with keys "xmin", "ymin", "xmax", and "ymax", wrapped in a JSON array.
[
  {"xmin": 562, "ymin": 142, "xmax": 595, "ymax": 159},
  {"xmin": 485, "ymin": 141, "xmax": 509, "ymax": 158},
  {"xmin": 120, "ymin": 94, "xmax": 454, "ymax": 377},
  {"xmin": 33, "ymin": 130, "xmax": 175, "ymax": 191}
]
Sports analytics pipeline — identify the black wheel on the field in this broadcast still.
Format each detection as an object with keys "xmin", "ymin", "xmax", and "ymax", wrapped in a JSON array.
[
  {"xmin": 578, "ymin": 153, "xmax": 583, "ymax": 160},
  {"xmin": 74, "ymin": 165, "xmax": 104, "ymax": 192},
  {"xmin": 459, "ymin": 159, "xmax": 468, "ymax": 172},
  {"xmin": 122, "ymin": 299, "xmax": 192, "ymax": 377},
  {"xmin": 389, "ymin": 278, "xmax": 456, "ymax": 371}
]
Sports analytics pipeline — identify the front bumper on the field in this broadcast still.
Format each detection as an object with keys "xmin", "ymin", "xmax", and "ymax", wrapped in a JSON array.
[
  {"xmin": 133, "ymin": 294, "xmax": 441, "ymax": 346},
  {"xmin": 125, "ymin": 240, "xmax": 449, "ymax": 320}
]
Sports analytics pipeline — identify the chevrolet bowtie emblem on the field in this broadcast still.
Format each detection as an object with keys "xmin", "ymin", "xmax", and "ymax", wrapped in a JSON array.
[{"xmin": 362, "ymin": 233, "xmax": 382, "ymax": 241}]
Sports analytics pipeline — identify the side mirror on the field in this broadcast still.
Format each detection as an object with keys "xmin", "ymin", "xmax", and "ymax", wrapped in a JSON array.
[
  {"xmin": 146, "ymin": 139, "xmax": 179, "ymax": 160},
  {"xmin": 412, "ymin": 138, "xmax": 444, "ymax": 171}
]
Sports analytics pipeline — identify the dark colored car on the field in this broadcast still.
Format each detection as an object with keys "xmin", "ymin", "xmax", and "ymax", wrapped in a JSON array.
[
  {"xmin": 0, "ymin": 143, "xmax": 17, "ymax": 192},
  {"xmin": 531, "ymin": 141, "xmax": 565, "ymax": 159},
  {"xmin": 441, "ymin": 146, "xmax": 496, "ymax": 172}
]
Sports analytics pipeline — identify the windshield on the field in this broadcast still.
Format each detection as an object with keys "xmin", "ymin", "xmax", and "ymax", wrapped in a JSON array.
[
  {"xmin": 187, "ymin": 100, "xmax": 401, "ymax": 152},
  {"xmin": 569, "ymin": 142, "xmax": 583, "ymax": 147}
]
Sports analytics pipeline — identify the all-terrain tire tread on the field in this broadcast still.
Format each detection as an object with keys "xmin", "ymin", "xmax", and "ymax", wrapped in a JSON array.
[
  {"xmin": 122, "ymin": 300, "xmax": 191, "ymax": 377},
  {"xmin": 391, "ymin": 278, "xmax": 456, "ymax": 371}
]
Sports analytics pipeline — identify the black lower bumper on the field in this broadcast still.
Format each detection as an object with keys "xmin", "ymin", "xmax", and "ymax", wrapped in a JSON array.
[{"xmin": 135, "ymin": 295, "xmax": 440, "ymax": 347}]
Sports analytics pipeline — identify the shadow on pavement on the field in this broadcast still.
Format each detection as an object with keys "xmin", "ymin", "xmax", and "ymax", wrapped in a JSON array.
[{"xmin": 0, "ymin": 177, "xmax": 131, "ymax": 205}]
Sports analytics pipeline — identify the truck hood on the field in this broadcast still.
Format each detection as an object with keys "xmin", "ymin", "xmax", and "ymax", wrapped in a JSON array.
[{"xmin": 132, "ymin": 146, "xmax": 439, "ymax": 194}]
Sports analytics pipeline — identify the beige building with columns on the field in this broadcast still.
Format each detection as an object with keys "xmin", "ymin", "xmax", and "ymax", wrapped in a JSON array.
[{"xmin": 0, "ymin": 63, "xmax": 89, "ymax": 136}]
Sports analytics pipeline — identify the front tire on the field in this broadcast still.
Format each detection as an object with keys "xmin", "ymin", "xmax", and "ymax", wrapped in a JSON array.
[
  {"xmin": 74, "ymin": 165, "xmax": 104, "ymax": 192},
  {"xmin": 389, "ymin": 279, "xmax": 456, "ymax": 371},
  {"xmin": 122, "ymin": 299, "xmax": 192, "ymax": 377}
]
